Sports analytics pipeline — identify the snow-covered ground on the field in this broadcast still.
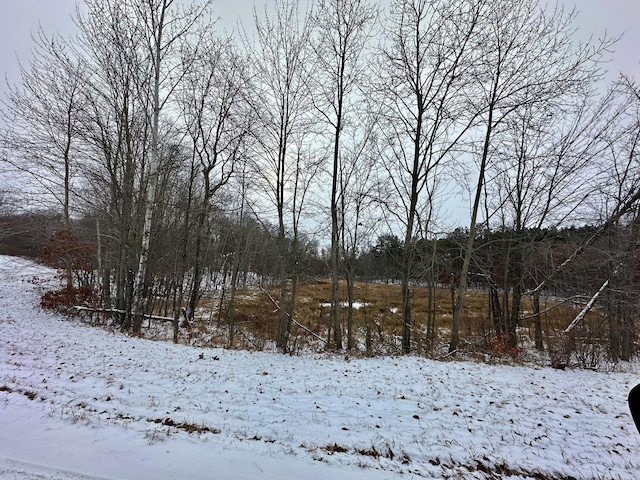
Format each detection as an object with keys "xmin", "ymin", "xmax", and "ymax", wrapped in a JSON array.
[{"xmin": 1, "ymin": 255, "xmax": 639, "ymax": 479}]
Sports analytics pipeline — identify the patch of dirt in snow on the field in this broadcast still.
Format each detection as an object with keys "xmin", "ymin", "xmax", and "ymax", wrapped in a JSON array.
[{"xmin": 1, "ymin": 255, "xmax": 640, "ymax": 479}]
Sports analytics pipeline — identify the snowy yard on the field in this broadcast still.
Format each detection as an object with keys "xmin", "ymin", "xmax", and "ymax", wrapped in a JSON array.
[{"xmin": 1, "ymin": 255, "xmax": 639, "ymax": 479}]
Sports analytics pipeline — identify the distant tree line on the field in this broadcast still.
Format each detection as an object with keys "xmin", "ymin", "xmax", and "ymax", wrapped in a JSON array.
[{"xmin": 1, "ymin": 0, "xmax": 639, "ymax": 358}]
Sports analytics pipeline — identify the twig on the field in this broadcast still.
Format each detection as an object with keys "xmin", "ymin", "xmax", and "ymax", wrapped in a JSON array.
[
  {"xmin": 518, "ymin": 295, "xmax": 602, "ymax": 321},
  {"xmin": 438, "ymin": 349, "xmax": 457, "ymax": 360},
  {"xmin": 258, "ymin": 286, "xmax": 328, "ymax": 344}
]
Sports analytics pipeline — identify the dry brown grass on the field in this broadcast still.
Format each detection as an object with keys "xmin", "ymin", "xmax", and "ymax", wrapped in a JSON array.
[{"xmin": 186, "ymin": 279, "xmax": 605, "ymax": 359}]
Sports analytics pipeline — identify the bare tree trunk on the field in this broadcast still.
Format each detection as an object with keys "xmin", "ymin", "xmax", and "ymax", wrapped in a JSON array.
[
  {"xmin": 345, "ymin": 265, "xmax": 355, "ymax": 351},
  {"xmin": 400, "ymin": 230, "xmax": 415, "ymax": 354},
  {"xmin": 276, "ymin": 194, "xmax": 289, "ymax": 351},
  {"xmin": 532, "ymin": 292, "xmax": 544, "ymax": 351},
  {"xmin": 228, "ymin": 252, "xmax": 241, "ymax": 347},
  {"xmin": 330, "ymin": 95, "xmax": 343, "ymax": 350},
  {"xmin": 186, "ymin": 188, "xmax": 210, "ymax": 325}
]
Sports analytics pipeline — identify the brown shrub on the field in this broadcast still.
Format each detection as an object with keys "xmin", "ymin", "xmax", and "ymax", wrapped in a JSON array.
[
  {"xmin": 40, "ymin": 286, "xmax": 97, "ymax": 314},
  {"xmin": 491, "ymin": 334, "xmax": 521, "ymax": 360}
]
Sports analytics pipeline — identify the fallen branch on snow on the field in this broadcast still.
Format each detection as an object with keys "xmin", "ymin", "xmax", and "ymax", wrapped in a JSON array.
[{"xmin": 72, "ymin": 306, "xmax": 175, "ymax": 323}]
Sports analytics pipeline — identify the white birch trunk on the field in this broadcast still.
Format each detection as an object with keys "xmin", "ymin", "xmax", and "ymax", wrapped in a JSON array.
[{"xmin": 130, "ymin": 1, "xmax": 165, "ymax": 332}]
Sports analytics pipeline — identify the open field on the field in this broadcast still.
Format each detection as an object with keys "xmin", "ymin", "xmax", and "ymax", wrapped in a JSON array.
[{"xmin": 178, "ymin": 279, "xmax": 605, "ymax": 367}]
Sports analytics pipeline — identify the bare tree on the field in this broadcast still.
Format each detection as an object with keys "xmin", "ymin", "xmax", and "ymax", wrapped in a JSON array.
[
  {"xmin": 0, "ymin": 29, "xmax": 85, "ymax": 286},
  {"xmin": 483, "ymin": 86, "xmax": 618, "ymax": 349},
  {"xmin": 73, "ymin": 0, "xmax": 151, "ymax": 320},
  {"xmin": 177, "ymin": 34, "xmax": 251, "ymax": 326},
  {"xmin": 245, "ymin": 0, "xmax": 315, "ymax": 352},
  {"xmin": 587, "ymin": 76, "xmax": 640, "ymax": 360},
  {"xmin": 338, "ymin": 120, "xmax": 383, "ymax": 350},
  {"xmin": 64, "ymin": 0, "xmax": 213, "ymax": 330},
  {"xmin": 377, "ymin": 0, "xmax": 484, "ymax": 353},
  {"xmin": 449, "ymin": 0, "xmax": 615, "ymax": 352},
  {"xmin": 311, "ymin": 0, "xmax": 378, "ymax": 350}
]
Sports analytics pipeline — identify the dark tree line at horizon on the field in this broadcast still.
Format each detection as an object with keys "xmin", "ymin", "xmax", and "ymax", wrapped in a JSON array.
[{"xmin": 1, "ymin": 0, "xmax": 639, "ymax": 360}]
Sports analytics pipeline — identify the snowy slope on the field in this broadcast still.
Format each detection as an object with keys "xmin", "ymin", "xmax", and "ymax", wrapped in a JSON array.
[{"xmin": 1, "ymin": 255, "xmax": 639, "ymax": 479}]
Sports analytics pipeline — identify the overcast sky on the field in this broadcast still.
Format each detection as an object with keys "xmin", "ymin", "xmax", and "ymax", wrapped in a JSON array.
[{"xmin": 1, "ymin": 0, "xmax": 638, "ymax": 92}]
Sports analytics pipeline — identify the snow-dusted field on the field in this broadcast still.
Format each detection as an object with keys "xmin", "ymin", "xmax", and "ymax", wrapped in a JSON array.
[{"xmin": 1, "ymin": 255, "xmax": 639, "ymax": 479}]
